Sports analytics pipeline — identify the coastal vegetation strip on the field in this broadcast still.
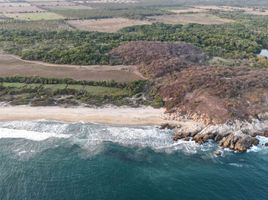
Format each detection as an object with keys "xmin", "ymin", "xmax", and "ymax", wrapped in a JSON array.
[{"xmin": 0, "ymin": 76, "xmax": 162, "ymax": 107}]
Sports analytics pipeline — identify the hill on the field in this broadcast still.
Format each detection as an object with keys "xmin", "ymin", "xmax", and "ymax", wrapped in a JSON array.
[{"xmin": 110, "ymin": 41, "xmax": 206, "ymax": 78}]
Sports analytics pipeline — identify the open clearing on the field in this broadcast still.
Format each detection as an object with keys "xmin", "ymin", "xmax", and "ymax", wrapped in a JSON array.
[
  {"xmin": 0, "ymin": 20, "xmax": 73, "ymax": 31},
  {"xmin": 67, "ymin": 17, "xmax": 151, "ymax": 32},
  {"xmin": 81, "ymin": 0, "xmax": 137, "ymax": 3},
  {"xmin": 170, "ymin": 8, "xmax": 208, "ymax": 14},
  {"xmin": 5, "ymin": 12, "xmax": 65, "ymax": 21},
  {"xmin": 150, "ymin": 13, "xmax": 234, "ymax": 25},
  {"xmin": 0, "ymin": 54, "xmax": 144, "ymax": 82},
  {"xmin": 0, "ymin": 2, "xmax": 44, "ymax": 13},
  {"xmin": 30, "ymin": 1, "xmax": 76, "ymax": 7},
  {"xmin": 194, "ymin": 6, "xmax": 268, "ymax": 16},
  {"xmin": 46, "ymin": 5, "xmax": 91, "ymax": 10}
]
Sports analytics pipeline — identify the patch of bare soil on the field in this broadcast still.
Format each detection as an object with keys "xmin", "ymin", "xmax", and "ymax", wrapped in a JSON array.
[
  {"xmin": 150, "ymin": 13, "xmax": 234, "ymax": 25},
  {"xmin": 0, "ymin": 54, "xmax": 144, "ymax": 82},
  {"xmin": 67, "ymin": 18, "xmax": 151, "ymax": 32}
]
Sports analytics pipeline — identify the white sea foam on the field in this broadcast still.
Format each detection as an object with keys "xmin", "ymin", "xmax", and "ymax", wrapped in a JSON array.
[
  {"xmin": 0, "ymin": 121, "xmax": 206, "ymax": 155},
  {"xmin": 0, "ymin": 127, "xmax": 71, "ymax": 141},
  {"xmin": 229, "ymin": 163, "xmax": 244, "ymax": 168},
  {"xmin": 248, "ymin": 136, "xmax": 268, "ymax": 153}
]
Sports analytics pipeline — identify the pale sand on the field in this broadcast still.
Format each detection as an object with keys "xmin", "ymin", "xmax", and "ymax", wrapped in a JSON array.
[{"xmin": 0, "ymin": 106, "xmax": 175, "ymax": 125}]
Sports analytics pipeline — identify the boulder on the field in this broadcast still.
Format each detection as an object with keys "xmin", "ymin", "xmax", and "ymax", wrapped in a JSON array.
[
  {"xmin": 264, "ymin": 130, "xmax": 268, "ymax": 137},
  {"xmin": 265, "ymin": 143, "xmax": 268, "ymax": 147},
  {"xmin": 214, "ymin": 150, "xmax": 222, "ymax": 156},
  {"xmin": 218, "ymin": 133, "xmax": 259, "ymax": 152},
  {"xmin": 193, "ymin": 132, "xmax": 217, "ymax": 144},
  {"xmin": 160, "ymin": 123, "xmax": 177, "ymax": 130}
]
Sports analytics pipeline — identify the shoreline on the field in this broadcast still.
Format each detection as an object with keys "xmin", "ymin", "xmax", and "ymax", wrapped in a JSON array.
[{"xmin": 0, "ymin": 105, "xmax": 176, "ymax": 126}]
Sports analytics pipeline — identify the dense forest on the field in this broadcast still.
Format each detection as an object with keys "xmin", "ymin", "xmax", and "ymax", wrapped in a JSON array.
[{"xmin": 0, "ymin": 12, "xmax": 267, "ymax": 66}]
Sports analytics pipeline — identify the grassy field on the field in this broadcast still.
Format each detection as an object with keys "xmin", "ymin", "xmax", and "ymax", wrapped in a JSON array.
[
  {"xmin": 0, "ymin": 20, "xmax": 73, "ymax": 31},
  {"xmin": 2, "ymin": 82, "xmax": 130, "ymax": 97},
  {"xmin": 67, "ymin": 18, "xmax": 151, "ymax": 32},
  {"xmin": 52, "ymin": 7, "xmax": 170, "ymax": 20},
  {"xmin": 5, "ymin": 12, "xmax": 65, "ymax": 21}
]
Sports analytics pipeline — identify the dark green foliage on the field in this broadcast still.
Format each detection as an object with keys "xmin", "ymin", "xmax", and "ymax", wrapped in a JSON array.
[
  {"xmin": 1, "ymin": 12, "xmax": 268, "ymax": 65},
  {"xmin": 52, "ymin": 7, "xmax": 171, "ymax": 20},
  {"xmin": 0, "ymin": 77, "xmax": 157, "ymax": 107}
]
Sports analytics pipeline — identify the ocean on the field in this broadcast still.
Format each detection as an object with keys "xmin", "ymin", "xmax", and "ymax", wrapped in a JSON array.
[{"xmin": 0, "ymin": 120, "xmax": 268, "ymax": 200}]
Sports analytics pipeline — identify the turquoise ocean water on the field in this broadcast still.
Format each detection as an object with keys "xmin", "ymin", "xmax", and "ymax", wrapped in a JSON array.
[{"xmin": 0, "ymin": 121, "xmax": 268, "ymax": 200}]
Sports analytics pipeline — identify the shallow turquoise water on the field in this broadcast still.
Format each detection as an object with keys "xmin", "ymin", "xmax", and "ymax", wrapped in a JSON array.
[{"xmin": 0, "ymin": 121, "xmax": 267, "ymax": 200}]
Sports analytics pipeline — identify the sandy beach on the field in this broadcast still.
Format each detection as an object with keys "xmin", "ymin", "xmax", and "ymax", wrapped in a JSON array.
[{"xmin": 0, "ymin": 106, "xmax": 173, "ymax": 125}]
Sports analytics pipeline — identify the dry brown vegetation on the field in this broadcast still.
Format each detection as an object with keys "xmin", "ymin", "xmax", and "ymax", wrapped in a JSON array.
[
  {"xmin": 0, "ymin": 54, "xmax": 144, "ymax": 82},
  {"xmin": 160, "ymin": 66, "xmax": 268, "ymax": 124},
  {"xmin": 110, "ymin": 41, "xmax": 268, "ymax": 124},
  {"xmin": 150, "ymin": 13, "xmax": 234, "ymax": 25},
  {"xmin": 67, "ymin": 18, "xmax": 151, "ymax": 32},
  {"xmin": 193, "ymin": 6, "xmax": 268, "ymax": 16},
  {"xmin": 0, "ymin": 2, "xmax": 44, "ymax": 13},
  {"xmin": 110, "ymin": 41, "xmax": 206, "ymax": 78}
]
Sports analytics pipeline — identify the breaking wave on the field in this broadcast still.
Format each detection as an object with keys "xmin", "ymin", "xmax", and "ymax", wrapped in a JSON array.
[{"xmin": 0, "ymin": 120, "xmax": 216, "ymax": 157}]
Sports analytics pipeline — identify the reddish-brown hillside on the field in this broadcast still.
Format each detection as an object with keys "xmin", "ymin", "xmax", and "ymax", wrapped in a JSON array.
[
  {"xmin": 160, "ymin": 66, "xmax": 268, "ymax": 124},
  {"xmin": 110, "ymin": 41, "xmax": 206, "ymax": 78},
  {"xmin": 110, "ymin": 41, "xmax": 268, "ymax": 124}
]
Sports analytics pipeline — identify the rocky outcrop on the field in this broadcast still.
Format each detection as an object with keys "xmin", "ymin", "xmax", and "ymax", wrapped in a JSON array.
[
  {"xmin": 160, "ymin": 123, "xmax": 177, "ymax": 130},
  {"xmin": 218, "ymin": 132, "xmax": 259, "ymax": 152},
  {"xmin": 172, "ymin": 119, "xmax": 268, "ymax": 152}
]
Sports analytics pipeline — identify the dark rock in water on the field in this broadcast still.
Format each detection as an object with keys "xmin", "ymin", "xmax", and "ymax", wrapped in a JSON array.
[
  {"xmin": 193, "ymin": 132, "xmax": 217, "ymax": 144},
  {"xmin": 173, "ymin": 128, "xmax": 201, "ymax": 141},
  {"xmin": 160, "ymin": 123, "xmax": 177, "ymax": 130},
  {"xmin": 219, "ymin": 133, "xmax": 259, "ymax": 152},
  {"xmin": 214, "ymin": 150, "xmax": 222, "ymax": 156},
  {"xmin": 265, "ymin": 143, "xmax": 268, "ymax": 147},
  {"xmin": 184, "ymin": 137, "xmax": 191, "ymax": 141},
  {"xmin": 214, "ymin": 132, "xmax": 231, "ymax": 143},
  {"xmin": 260, "ymin": 130, "xmax": 268, "ymax": 137}
]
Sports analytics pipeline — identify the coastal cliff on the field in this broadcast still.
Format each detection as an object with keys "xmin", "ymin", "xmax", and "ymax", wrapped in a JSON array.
[{"xmin": 110, "ymin": 41, "xmax": 268, "ymax": 152}]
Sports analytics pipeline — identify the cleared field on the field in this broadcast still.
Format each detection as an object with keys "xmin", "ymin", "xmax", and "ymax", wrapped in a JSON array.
[
  {"xmin": 0, "ymin": 54, "xmax": 144, "ymax": 82},
  {"xmin": 195, "ymin": 6, "xmax": 268, "ymax": 16},
  {"xmin": 0, "ymin": 20, "xmax": 73, "ymax": 31},
  {"xmin": 150, "ymin": 13, "xmax": 234, "ymax": 25},
  {"xmin": 83, "ymin": 0, "xmax": 137, "ymax": 3},
  {"xmin": 30, "ymin": 1, "xmax": 76, "ymax": 7},
  {"xmin": 5, "ymin": 12, "xmax": 65, "ymax": 21},
  {"xmin": 194, "ymin": 6, "xmax": 240, "ymax": 12},
  {"xmin": 243, "ymin": 8, "xmax": 268, "ymax": 16},
  {"xmin": 67, "ymin": 17, "xmax": 151, "ymax": 32},
  {"xmin": 170, "ymin": 8, "xmax": 208, "ymax": 14},
  {"xmin": 46, "ymin": 5, "xmax": 92, "ymax": 10},
  {"xmin": 0, "ymin": 2, "xmax": 44, "ymax": 13},
  {"xmin": 25, "ymin": 0, "xmax": 66, "ymax": 1}
]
